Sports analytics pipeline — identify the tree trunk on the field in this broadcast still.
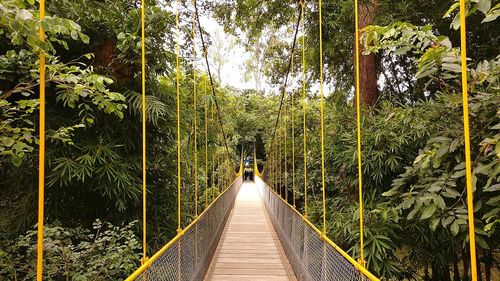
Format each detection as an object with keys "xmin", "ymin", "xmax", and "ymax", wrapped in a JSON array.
[
  {"xmin": 432, "ymin": 263, "xmax": 451, "ymax": 281},
  {"xmin": 485, "ymin": 249, "xmax": 492, "ymax": 281},
  {"xmin": 424, "ymin": 264, "xmax": 430, "ymax": 280},
  {"xmin": 453, "ymin": 260, "xmax": 460, "ymax": 281},
  {"xmin": 463, "ymin": 248, "xmax": 470, "ymax": 280},
  {"xmin": 478, "ymin": 257, "xmax": 482, "ymax": 281},
  {"xmin": 357, "ymin": 0, "xmax": 379, "ymax": 106}
]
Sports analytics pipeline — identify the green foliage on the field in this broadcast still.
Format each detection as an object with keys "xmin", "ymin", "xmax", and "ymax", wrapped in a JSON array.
[
  {"xmin": 0, "ymin": 220, "xmax": 141, "ymax": 280},
  {"xmin": 257, "ymin": 1, "xmax": 500, "ymax": 278},
  {"xmin": 0, "ymin": 0, "xmax": 126, "ymax": 167},
  {"xmin": 0, "ymin": 99, "xmax": 37, "ymax": 166},
  {"xmin": 385, "ymin": 92, "xmax": 499, "ymax": 243},
  {"xmin": 0, "ymin": 0, "xmax": 89, "ymax": 54},
  {"xmin": 444, "ymin": 0, "xmax": 500, "ymax": 29},
  {"xmin": 363, "ymin": 6, "xmax": 500, "ymax": 261}
]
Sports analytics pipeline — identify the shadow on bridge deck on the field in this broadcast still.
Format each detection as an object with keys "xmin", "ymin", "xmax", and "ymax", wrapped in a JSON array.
[{"xmin": 204, "ymin": 181, "xmax": 297, "ymax": 281}]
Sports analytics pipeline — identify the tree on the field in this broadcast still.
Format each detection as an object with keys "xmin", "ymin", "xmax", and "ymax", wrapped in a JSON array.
[
  {"xmin": 209, "ymin": 27, "xmax": 237, "ymax": 85},
  {"xmin": 357, "ymin": 0, "xmax": 378, "ymax": 105},
  {"xmin": 243, "ymin": 34, "xmax": 266, "ymax": 94}
]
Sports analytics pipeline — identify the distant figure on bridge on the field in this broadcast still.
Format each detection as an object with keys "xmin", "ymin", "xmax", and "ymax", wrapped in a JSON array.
[{"xmin": 243, "ymin": 162, "xmax": 253, "ymax": 181}]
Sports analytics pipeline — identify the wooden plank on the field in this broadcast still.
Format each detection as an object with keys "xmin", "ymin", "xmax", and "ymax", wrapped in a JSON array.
[{"xmin": 204, "ymin": 182, "xmax": 297, "ymax": 281}]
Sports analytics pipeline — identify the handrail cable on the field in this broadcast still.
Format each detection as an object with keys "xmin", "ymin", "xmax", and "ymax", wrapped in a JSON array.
[
  {"xmin": 140, "ymin": 0, "xmax": 148, "ymax": 263},
  {"xmin": 36, "ymin": 0, "xmax": 46, "ymax": 280},
  {"xmin": 458, "ymin": 0, "xmax": 477, "ymax": 279}
]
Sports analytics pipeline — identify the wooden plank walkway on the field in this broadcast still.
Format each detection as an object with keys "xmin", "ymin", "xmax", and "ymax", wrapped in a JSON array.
[{"xmin": 204, "ymin": 181, "xmax": 297, "ymax": 281}]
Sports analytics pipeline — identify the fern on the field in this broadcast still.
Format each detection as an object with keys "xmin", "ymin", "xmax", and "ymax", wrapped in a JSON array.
[{"xmin": 124, "ymin": 90, "xmax": 168, "ymax": 126}]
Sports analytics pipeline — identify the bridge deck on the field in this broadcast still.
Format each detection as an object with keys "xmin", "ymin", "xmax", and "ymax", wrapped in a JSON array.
[{"xmin": 204, "ymin": 181, "xmax": 297, "ymax": 281}]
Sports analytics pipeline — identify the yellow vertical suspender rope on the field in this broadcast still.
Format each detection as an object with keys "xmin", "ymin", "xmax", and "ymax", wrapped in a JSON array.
[
  {"xmin": 204, "ymin": 76, "xmax": 209, "ymax": 209},
  {"xmin": 274, "ymin": 141, "xmax": 279, "ymax": 189},
  {"xmin": 274, "ymin": 140, "xmax": 279, "ymax": 192},
  {"xmin": 36, "ymin": 1, "xmax": 46, "ymax": 280},
  {"xmin": 211, "ymin": 149, "xmax": 215, "ymax": 200},
  {"xmin": 211, "ymin": 104, "xmax": 215, "ymax": 200},
  {"xmin": 192, "ymin": 1, "xmax": 198, "ymax": 217},
  {"xmin": 284, "ymin": 92, "xmax": 288, "ymax": 201},
  {"xmin": 459, "ymin": 1, "xmax": 477, "ymax": 279},
  {"xmin": 176, "ymin": 2, "xmax": 183, "ymax": 271},
  {"xmin": 354, "ymin": 0, "xmax": 365, "ymax": 265},
  {"xmin": 301, "ymin": 0, "xmax": 308, "ymax": 217},
  {"xmin": 216, "ymin": 128, "xmax": 219, "ymax": 192},
  {"xmin": 291, "ymin": 52, "xmax": 296, "ymax": 208},
  {"xmin": 270, "ymin": 142, "xmax": 273, "ymax": 187},
  {"xmin": 271, "ymin": 142, "xmax": 274, "ymax": 188},
  {"xmin": 175, "ymin": 0, "xmax": 182, "ymax": 233},
  {"xmin": 274, "ymin": 142, "xmax": 278, "ymax": 190},
  {"xmin": 217, "ymin": 149, "xmax": 221, "ymax": 192},
  {"xmin": 278, "ymin": 114, "xmax": 282, "ymax": 196},
  {"xmin": 269, "ymin": 143, "xmax": 272, "ymax": 186},
  {"xmin": 140, "ymin": 0, "xmax": 148, "ymax": 263},
  {"xmin": 223, "ymin": 153, "xmax": 227, "ymax": 189},
  {"xmin": 318, "ymin": 0, "xmax": 327, "ymax": 235}
]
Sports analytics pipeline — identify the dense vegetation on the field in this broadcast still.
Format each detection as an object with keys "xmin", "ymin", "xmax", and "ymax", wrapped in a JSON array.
[{"xmin": 0, "ymin": 0, "xmax": 498, "ymax": 280}]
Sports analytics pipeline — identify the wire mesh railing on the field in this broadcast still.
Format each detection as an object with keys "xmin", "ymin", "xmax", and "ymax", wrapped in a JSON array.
[
  {"xmin": 254, "ymin": 176, "xmax": 379, "ymax": 281},
  {"xmin": 126, "ymin": 176, "xmax": 243, "ymax": 281}
]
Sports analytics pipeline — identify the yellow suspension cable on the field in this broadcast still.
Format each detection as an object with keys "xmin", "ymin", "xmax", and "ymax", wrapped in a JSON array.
[
  {"xmin": 274, "ymin": 132, "xmax": 277, "ymax": 189},
  {"xmin": 175, "ymin": 0, "xmax": 182, "ymax": 233},
  {"xmin": 301, "ymin": 0, "xmax": 308, "ymax": 218},
  {"xmin": 269, "ymin": 143, "xmax": 273, "ymax": 187},
  {"xmin": 459, "ymin": 1, "xmax": 477, "ymax": 279},
  {"xmin": 211, "ymin": 104, "xmax": 215, "ymax": 201},
  {"xmin": 278, "ymin": 115, "xmax": 282, "ymax": 196},
  {"xmin": 36, "ymin": 1, "xmax": 46, "ymax": 280},
  {"xmin": 275, "ymin": 142, "xmax": 278, "ymax": 190},
  {"xmin": 284, "ymin": 91, "xmax": 288, "ymax": 202},
  {"xmin": 216, "ymin": 120, "xmax": 221, "ymax": 192},
  {"xmin": 211, "ymin": 148, "xmax": 215, "ymax": 201},
  {"xmin": 222, "ymin": 154, "xmax": 226, "ymax": 190},
  {"xmin": 217, "ymin": 149, "xmax": 221, "ymax": 192},
  {"xmin": 140, "ymin": 0, "xmax": 148, "ymax": 263},
  {"xmin": 318, "ymin": 0, "xmax": 327, "ymax": 235},
  {"xmin": 269, "ymin": 142, "xmax": 272, "ymax": 186},
  {"xmin": 291, "ymin": 52, "xmax": 296, "ymax": 208},
  {"xmin": 276, "ymin": 140, "xmax": 278, "ymax": 191},
  {"xmin": 192, "ymin": 1, "xmax": 198, "ymax": 217},
  {"xmin": 194, "ymin": 31, "xmax": 200, "ymax": 268},
  {"xmin": 204, "ymin": 76, "xmax": 209, "ymax": 209},
  {"xmin": 223, "ymin": 153, "xmax": 227, "ymax": 189},
  {"xmin": 354, "ymin": 0, "xmax": 366, "ymax": 266}
]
